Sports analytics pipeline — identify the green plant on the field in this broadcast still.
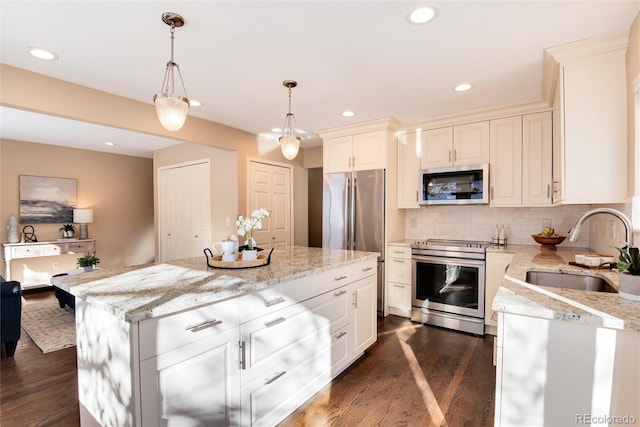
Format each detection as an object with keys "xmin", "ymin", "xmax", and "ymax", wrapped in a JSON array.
[
  {"xmin": 614, "ymin": 244, "xmax": 640, "ymax": 275},
  {"xmin": 59, "ymin": 224, "xmax": 75, "ymax": 232},
  {"xmin": 77, "ymin": 254, "xmax": 100, "ymax": 268}
]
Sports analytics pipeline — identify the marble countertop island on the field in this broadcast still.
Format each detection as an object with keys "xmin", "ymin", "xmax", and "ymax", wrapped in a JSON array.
[
  {"xmin": 491, "ymin": 245, "xmax": 640, "ymax": 331},
  {"xmin": 51, "ymin": 246, "xmax": 378, "ymax": 323}
]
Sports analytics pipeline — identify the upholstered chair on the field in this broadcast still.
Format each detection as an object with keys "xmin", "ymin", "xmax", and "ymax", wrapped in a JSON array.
[{"xmin": 0, "ymin": 277, "xmax": 22, "ymax": 357}]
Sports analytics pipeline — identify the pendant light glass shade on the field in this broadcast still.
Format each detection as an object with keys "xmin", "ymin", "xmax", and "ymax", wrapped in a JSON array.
[
  {"xmin": 154, "ymin": 13, "xmax": 190, "ymax": 132},
  {"xmin": 279, "ymin": 80, "xmax": 301, "ymax": 160}
]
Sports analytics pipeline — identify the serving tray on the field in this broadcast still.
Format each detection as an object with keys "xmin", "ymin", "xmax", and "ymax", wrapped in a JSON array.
[{"xmin": 204, "ymin": 247, "xmax": 273, "ymax": 269}]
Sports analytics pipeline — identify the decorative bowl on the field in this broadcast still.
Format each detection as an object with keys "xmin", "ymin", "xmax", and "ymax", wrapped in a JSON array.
[{"xmin": 531, "ymin": 235, "xmax": 567, "ymax": 249}]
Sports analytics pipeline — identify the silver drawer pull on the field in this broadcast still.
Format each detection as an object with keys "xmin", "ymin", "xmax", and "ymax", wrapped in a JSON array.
[
  {"xmin": 264, "ymin": 317, "xmax": 286, "ymax": 328},
  {"xmin": 185, "ymin": 319, "xmax": 222, "ymax": 332},
  {"xmin": 264, "ymin": 371, "xmax": 287, "ymax": 385},
  {"xmin": 334, "ymin": 331, "xmax": 347, "ymax": 340},
  {"xmin": 334, "ymin": 290, "xmax": 347, "ymax": 297},
  {"xmin": 264, "ymin": 296, "xmax": 285, "ymax": 307},
  {"xmin": 392, "ymin": 250, "xmax": 404, "ymax": 254},
  {"xmin": 393, "ymin": 259, "xmax": 404, "ymax": 263},
  {"xmin": 362, "ymin": 267, "xmax": 373, "ymax": 272},
  {"xmin": 334, "ymin": 275, "xmax": 348, "ymax": 281}
]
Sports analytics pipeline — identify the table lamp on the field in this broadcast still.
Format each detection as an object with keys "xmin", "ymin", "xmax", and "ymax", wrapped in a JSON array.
[{"xmin": 73, "ymin": 209, "xmax": 94, "ymax": 239}]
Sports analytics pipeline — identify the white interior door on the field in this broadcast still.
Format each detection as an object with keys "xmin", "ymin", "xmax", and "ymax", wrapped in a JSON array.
[
  {"xmin": 247, "ymin": 161, "xmax": 292, "ymax": 250},
  {"xmin": 158, "ymin": 160, "xmax": 211, "ymax": 262}
]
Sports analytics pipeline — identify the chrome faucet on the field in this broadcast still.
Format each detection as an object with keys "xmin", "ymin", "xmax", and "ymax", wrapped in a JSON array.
[{"xmin": 568, "ymin": 208, "xmax": 634, "ymax": 245}]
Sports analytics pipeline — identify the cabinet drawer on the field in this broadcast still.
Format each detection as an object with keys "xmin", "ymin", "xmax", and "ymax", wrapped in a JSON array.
[
  {"xmin": 330, "ymin": 325, "xmax": 350, "ymax": 378},
  {"xmin": 388, "ymin": 258, "xmax": 412, "ymax": 284},
  {"xmin": 388, "ymin": 245, "xmax": 411, "ymax": 259},
  {"xmin": 301, "ymin": 285, "xmax": 350, "ymax": 333},
  {"xmin": 350, "ymin": 259, "xmax": 377, "ymax": 282},
  {"xmin": 11, "ymin": 245, "xmax": 41, "ymax": 258},
  {"xmin": 139, "ymin": 297, "xmax": 240, "ymax": 360},
  {"xmin": 240, "ymin": 265, "xmax": 351, "ymax": 323},
  {"xmin": 68, "ymin": 241, "xmax": 93, "ymax": 253},
  {"xmin": 240, "ymin": 297, "xmax": 332, "ymax": 384},
  {"xmin": 240, "ymin": 335, "xmax": 332, "ymax": 427}
]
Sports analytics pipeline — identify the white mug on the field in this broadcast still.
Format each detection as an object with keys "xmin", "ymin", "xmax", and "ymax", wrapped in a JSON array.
[{"xmin": 222, "ymin": 253, "xmax": 236, "ymax": 262}]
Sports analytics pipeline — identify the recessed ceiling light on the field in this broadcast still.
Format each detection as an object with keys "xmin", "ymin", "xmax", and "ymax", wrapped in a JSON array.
[
  {"xmin": 272, "ymin": 127, "xmax": 282, "ymax": 133},
  {"xmin": 454, "ymin": 83, "xmax": 473, "ymax": 92},
  {"xmin": 27, "ymin": 47, "xmax": 58, "ymax": 61},
  {"xmin": 408, "ymin": 5, "xmax": 437, "ymax": 25},
  {"xmin": 104, "ymin": 142, "xmax": 116, "ymax": 146},
  {"xmin": 342, "ymin": 111, "xmax": 356, "ymax": 117},
  {"xmin": 189, "ymin": 99, "xmax": 203, "ymax": 107}
]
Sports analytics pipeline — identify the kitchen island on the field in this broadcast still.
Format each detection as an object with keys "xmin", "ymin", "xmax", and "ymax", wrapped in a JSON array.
[
  {"xmin": 52, "ymin": 246, "xmax": 379, "ymax": 427},
  {"xmin": 491, "ymin": 245, "xmax": 639, "ymax": 426}
]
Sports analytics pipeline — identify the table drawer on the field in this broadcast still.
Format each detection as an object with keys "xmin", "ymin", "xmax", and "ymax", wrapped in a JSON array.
[
  {"xmin": 68, "ymin": 241, "xmax": 94, "ymax": 253},
  {"xmin": 11, "ymin": 245, "xmax": 41, "ymax": 258},
  {"xmin": 40, "ymin": 244, "xmax": 64, "ymax": 256},
  {"xmin": 139, "ymin": 297, "xmax": 240, "ymax": 360}
]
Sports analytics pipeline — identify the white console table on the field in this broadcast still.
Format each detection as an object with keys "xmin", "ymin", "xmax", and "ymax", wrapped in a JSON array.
[{"xmin": 2, "ymin": 240, "xmax": 96, "ymax": 284}]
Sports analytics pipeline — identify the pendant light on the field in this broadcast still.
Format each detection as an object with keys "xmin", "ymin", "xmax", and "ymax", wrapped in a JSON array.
[
  {"xmin": 279, "ymin": 80, "xmax": 301, "ymax": 160},
  {"xmin": 153, "ymin": 12, "xmax": 190, "ymax": 132}
]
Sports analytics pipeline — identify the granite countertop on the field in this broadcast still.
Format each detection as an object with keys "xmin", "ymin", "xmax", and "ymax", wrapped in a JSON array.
[
  {"xmin": 490, "ymin": 245, "xmax": 640, "ymax": 331},
  {"xmin": 51, "ymin": 246, "xmax": 378, "ymax": 324}
]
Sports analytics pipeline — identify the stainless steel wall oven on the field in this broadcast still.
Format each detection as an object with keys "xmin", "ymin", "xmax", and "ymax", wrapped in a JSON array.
[{"xmin": 411, "ymin": 239, "xmax": 490, "ymax": 335}]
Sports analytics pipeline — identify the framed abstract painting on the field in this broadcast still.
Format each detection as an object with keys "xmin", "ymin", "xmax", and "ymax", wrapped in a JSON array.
[{"xmin": 19, "ymin": 175, "xmax": 77, "ymax": 223}]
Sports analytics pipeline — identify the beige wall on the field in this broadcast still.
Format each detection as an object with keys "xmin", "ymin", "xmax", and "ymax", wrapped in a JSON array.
[
  {"xmin": 1, "ymin": 139, "xmax": 154, "ymax": 278},
  {"xmin": 0, "ymin": 64, "xmax": 310, "ymax": 249}
]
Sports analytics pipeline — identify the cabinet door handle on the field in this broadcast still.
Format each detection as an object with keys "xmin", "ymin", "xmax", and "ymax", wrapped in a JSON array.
[
  {"xmin": 334, "ymin": 275, "xmax": 348, "ymax": 281},
  {"xmin": 353, "ymin": 291, "xmax": 357, "ymax": 308},
  {"xmin": 264, "ymin": 296, "xmax": 285, "ymax": 307},
  {"xmin": 448, "ymin": 150, "xmax": 452, "ymax": 162},
  {"xmin": 393, "ymin": 284, "xmax": 404, "ymax": 289},
  {"xmin": 264, "ymin": 317, "xmax": 286, "ymax": 328},
  {"xmin": 362, "ymin": 267, "xmax": 373, "ymax": 272},
  {"xmin": 454, "ymin": 149, "xmax": 457, "ymax": 162},
  {"xmin": 490, "ymin": 186, "xmax": 494, "ymax": 200},
  {"xmin": 547, "ymin": 184, "xmax": 550, "ymax": 199},
  {"xmin": 264, "ymin": 371, "xmax": 287, "ymax": 385},
  {"xmin": 334, "ymin": 290, "xmax": 347, "ymax": 297},
  {"xmin": 334, "ymin": 331, "xmax": 347, "ymax": 341},
  {"xmin": 239, "ymin": 341, "xmax": 246, "ymax": 370},
  {"xmin": 185, "ymin": 319, "xmax": 222, "ymax": 332}
]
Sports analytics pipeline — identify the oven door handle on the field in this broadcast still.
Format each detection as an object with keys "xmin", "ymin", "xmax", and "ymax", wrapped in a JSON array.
[{"xmin": 411, "ymin": 255, "xmax": 486, "ymax": 268}]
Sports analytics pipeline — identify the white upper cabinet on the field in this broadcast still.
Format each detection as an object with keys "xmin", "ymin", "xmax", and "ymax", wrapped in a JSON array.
[
  {"xmin": 397, "ymin": 132, "xmax": 420, "ymax": 208},
  {"xmin": 490, "ymin": 112, "xmax": 552, "ymax": 207},
  {"xmin": 323, "ymin": 130, "xmax": 386, "ymax": 173},
  {"xmin": 490, "ymin": 116, "xmax": 523, "ymax": 206},
  {"xmin": 421, "ymin": 122, "xmax": 489, "ymax": 169},
  {"xmin": 546, "ymin": 34, "xmax": 627, "ymax": 204}
]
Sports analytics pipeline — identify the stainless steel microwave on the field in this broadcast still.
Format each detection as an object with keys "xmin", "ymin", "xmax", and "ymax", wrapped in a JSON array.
[{"xmin": 418, "ymin": 164, "xmax": 489, "ymax": 205}]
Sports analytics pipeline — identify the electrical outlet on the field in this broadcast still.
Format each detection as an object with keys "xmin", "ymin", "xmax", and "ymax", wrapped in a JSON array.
[
  {"xmin": 52, "ymin": 261, "xmax": 59, "ymax": 270},
  {"xmin": 409, "ymin": 218, "xmax": 418, "ymax": 229}
]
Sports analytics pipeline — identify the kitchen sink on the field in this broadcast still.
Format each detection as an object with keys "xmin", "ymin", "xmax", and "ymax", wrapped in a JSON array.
[{"xmin": 525, "ymin": 271, "xmax": 618, "ymax": 293}]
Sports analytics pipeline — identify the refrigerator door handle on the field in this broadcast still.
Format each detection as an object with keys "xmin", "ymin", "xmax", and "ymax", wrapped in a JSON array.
[
  {"xmin": 351, "ymin": 176, "xmax": 357, "ymax": 250},
  {"xmin": 346, "ymin": 177, "xmax": 351, "ymax": 249}
]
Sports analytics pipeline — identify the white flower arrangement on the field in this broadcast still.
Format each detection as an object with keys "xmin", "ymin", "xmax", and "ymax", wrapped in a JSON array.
[{"xmin": 236, "ymin": 208, "xmax": 270, "ymax": 250}]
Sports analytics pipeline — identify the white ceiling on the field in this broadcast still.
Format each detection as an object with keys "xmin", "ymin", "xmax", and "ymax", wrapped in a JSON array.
[{"xmin": 1, "ymin": 0, "xmax": 639, "ymax": 158}]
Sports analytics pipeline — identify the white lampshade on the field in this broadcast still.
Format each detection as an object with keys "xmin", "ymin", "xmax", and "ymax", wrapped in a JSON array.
[
  {"xmin": 279, "ymin": 135, "xmax": 300, "ymax": 160},
  {"xmin": 73, "ymin": 209, "xmax": 93, "ymax": 224},
  {"xmin": 154, "ymin": 94, "xmax": 189, "ymax": 131}
]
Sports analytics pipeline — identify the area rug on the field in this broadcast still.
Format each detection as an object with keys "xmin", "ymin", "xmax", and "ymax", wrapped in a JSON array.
[{"xmin": 21, "ymin": 298, "xmax": 76, "ymax": 353}]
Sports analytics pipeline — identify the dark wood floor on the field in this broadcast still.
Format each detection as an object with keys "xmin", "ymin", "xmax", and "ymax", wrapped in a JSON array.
[{"xmin": 2, "ymin": 289, "xmax": 495, "ymax": 427}]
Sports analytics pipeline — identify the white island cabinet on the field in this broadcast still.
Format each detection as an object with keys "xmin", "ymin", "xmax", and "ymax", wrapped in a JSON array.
[{"xmin": 53, "ymin": 246, "xmax": 378, "ymax": 427}]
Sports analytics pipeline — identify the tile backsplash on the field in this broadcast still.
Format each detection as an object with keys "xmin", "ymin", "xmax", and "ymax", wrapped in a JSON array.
[{"xmin": 404, "ymin": 203, "xmax": 632, "ymax": 256}]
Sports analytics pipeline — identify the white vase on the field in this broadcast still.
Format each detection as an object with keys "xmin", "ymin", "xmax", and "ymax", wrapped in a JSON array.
[
  {"xmin": 242, "ymin": 249, "xmax": 258, "ymax": 261},
  {"xmin": 7, "ymin": 213, "xmax": 20, "ymax": 243},
  {"xmin": 619, "ymin": 272, "xmax": 640, "ymax": 301},
  {"xmin": 82, "ymin": 266, "xmax": 93, "ymax": 273}
]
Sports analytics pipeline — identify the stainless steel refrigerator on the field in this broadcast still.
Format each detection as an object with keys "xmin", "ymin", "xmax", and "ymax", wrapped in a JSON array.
[{"xmin": 322, "ymin": 169, "xmax": 385, "ymax": 315}]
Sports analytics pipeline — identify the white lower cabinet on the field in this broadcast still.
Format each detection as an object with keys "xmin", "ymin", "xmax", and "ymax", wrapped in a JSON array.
[
  {"xmin": 484, "ymin": 252, "xmax": 514, "ymax": 332},
  {"xmin": 140, "ymin": 327, "xmax": 241, "ymax": 427},
  {"xmin": 386, "ymin": 244, "xmax": 412, "ymax": 318},
  {"xmin": 138, "ymin": 260, "xmax": 377, "ymax": 427}
]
